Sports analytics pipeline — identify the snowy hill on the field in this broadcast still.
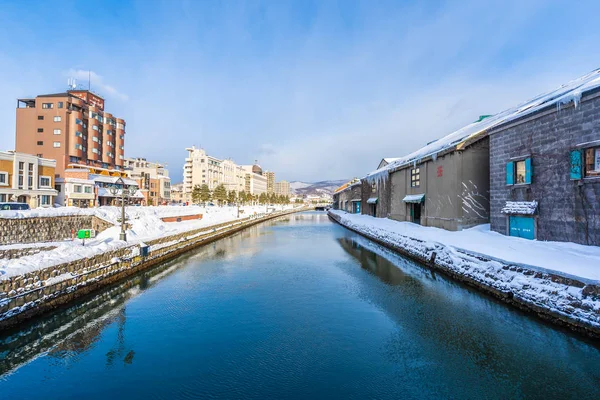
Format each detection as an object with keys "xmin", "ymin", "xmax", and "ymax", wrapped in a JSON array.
[{"xmin": 289, "ymin": 180, "xmax": 349, "ymax": 197}]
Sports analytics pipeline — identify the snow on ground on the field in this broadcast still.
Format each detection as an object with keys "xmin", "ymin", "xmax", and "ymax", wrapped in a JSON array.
[
  {"xmin": 331, "ymin": 210, "xmax": 600, "ymax": 282},
  {"xmin": 0, "ymin": 205, "xmax": 295, "ymax": 280}
]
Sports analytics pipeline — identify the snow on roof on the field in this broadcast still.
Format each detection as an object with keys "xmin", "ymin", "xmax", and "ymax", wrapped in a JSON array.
[
  {"xmin": 366, "ymin": 68, "xmax": 600, "ymax": 184},
  {"xmin": 501, "ymin": 201, "xmax": 538, "ymax": 215}
]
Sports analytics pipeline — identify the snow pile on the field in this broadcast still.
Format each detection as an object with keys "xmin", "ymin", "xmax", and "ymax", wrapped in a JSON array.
[
  {"xmin": 366, "ymin": 68, "xmax": 600, "ymax": 183},
  {"xmin": 0, "ymin": 205, "xmax": 289, "ymax": 280},
  {"xmin": 330, "ymin": 210, "xmax": 600, "ymax": 332}
]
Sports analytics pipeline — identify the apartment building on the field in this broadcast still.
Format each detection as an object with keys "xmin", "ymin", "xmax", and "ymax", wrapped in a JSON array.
[
  {"xmin": 222, "ymin": 159, "xmax": 246, "ymax": 193},
  {"xmin": 242, "ymin": 164, "xmax": 267, "ymax": 195},
  {"xmin": 16, "ymin": 90, "xmax": 125, "ymax": 178},
  {"xmin": 124, "ymin": 157, "xmax": 171, "ymax": 205},
  {"xmin": 264, "ymin": 171, "xmax": 275, "ymax": 194},
  {"xmin": 0, "ymin": 151, "xmax": 58, "ymax": 207},
  {"xmin": 183, "ymin": 146, "xmax": 248, "ymax": 201},
  {"xmin": 274, "ymin": 180, "xmax": 290, "ymax": 196}
]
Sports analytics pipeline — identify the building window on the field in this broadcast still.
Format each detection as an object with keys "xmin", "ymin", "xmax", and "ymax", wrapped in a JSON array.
[
  {"xmin": 37, "ymin": 128, "xmax": 43, "ymax": 133},
  {"xmin": 515, "ymin": 160, "xmax": 526, "ymax": 184},
  {"xmin": 53, "ymin": 142, "xmax": 61, "ymax": 148},
  {"xmin": 42, "ymin": 103, "xmax": 53, "ymax": 109},
  {"xmin": 0, "ymin": 172, "xmax": 7, "ymax": 186},
  {"xmin": 506, "ymin": 158, "xmax": 532, "ymax": 185},
  {"xmin": 84, "ymin": 186, "xmax": 92, "ymax": 193},
  {"xmin": 40, "ymin": 195, "xmax": 50, "ymax": 205},
  {"xmin": 58, "ymin": 102, "xmax": 64, "ymax": 108},
  {"xmin": 54, "ymin": 129, "xmax": 61, "ymax": 135},
  {"xmin": 75, "ymin": 144, "xmax": 83, "ymax": 150},
  {"xmin": 76, "ymin": 118, "xmax": 82, "ymax": 125},
  {"xmin": 39, "ymin": 176, "xmax": 51, "ymax": 187},
  {"xmin": 411, "ymin": 168, "xmax": 420, "ymax": 187},
  {"xmin": 92, "ymin": 125, "xmax": 98, "ymax": 131},
  {"xmin": 28, "ymin": 175, "xmax": 33, "ymax": 189},
  {"xmin": 584, "ymin": 146, "xmax": 600, "ymax": 178},
  {"xmin": 54, "ymin": 116, "xmax": 61, "ymax": 122},
  {"xmin": 37, "ymin": 115, "xmax": 44, "ymax": 120},
  {"xmin": 37, "ymin": 141, "xmax": 43, "ymax": 145},
  {"xmin": 74, "ymin": 185, "xmax": 82, "ymax": 193},
  {"xmin": 55, "ymin": 184, "xmax": 61, "ymax": 193}
]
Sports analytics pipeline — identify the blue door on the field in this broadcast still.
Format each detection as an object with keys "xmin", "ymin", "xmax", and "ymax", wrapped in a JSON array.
[
  {"xmin": 354, "ymin": 202, "xmax": 361, "ymax": 214},
  {"xmin": 509, "ymin": 216, "xmax": 535, "ymax": 240}
]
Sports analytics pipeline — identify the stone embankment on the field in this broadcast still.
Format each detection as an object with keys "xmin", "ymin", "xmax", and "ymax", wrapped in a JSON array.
[
  {"xmin": 0, "ymin": 215, "xmax": 113, "ymax": 245},
  {"xmin": 328, "ymin": 211, "xmax": 600, "ymax": 339},
  {"xmin": 0, "ymin": 209, "xmax": 306, "ymax": 329}
]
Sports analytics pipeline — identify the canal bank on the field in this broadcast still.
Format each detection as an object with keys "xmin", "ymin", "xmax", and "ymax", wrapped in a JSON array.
[
  {"xmin": 328, "ymin": 210, "xmax": 600, "ymax": 339},
  {"xmin": 1, "ymin": 211, "xmax": 599, "ymax": 399},
  {"xmin": 0, "ymin": 208, "xmax": 309, "ymax": 329}
]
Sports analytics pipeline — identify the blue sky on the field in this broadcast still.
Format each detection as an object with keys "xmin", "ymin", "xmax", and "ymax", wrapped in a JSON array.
[{"xmin": 1, "ymin": 0, "xmax": 600, "ymax": 183}]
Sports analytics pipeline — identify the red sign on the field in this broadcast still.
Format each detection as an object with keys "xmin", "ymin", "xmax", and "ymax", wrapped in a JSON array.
[
  {"xmin": 69, "ymin": 90, "xmax": 105, "ymax": 110},
  {"xmin": 437, "ymin": 166, "xmax": 443, "ymax": 177}
]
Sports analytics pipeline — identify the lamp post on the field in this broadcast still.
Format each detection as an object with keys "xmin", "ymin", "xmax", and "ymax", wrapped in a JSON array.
[{"xmin": 109, "ymin": 177, "xmax": 138, "ymax": 241}]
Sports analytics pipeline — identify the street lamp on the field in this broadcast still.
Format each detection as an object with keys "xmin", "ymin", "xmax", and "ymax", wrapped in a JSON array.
[{"xmin": 109, "ymin": 177, "xmax": 138, "ymax": 241}]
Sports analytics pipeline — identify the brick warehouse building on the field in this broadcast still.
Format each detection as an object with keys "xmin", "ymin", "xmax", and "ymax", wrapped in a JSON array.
[
  {"xmin": 16, "ymin": 90, "xmax": 126, "ymax": 178},
  {"xmin": 489, "ymin": 72, "xmax": 600, "ymax": 245}
]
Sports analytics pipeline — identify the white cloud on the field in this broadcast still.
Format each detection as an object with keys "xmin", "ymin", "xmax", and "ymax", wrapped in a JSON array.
[{"xmin": 65, "ymin": 69, "xmax": 129, "ymax": 101}]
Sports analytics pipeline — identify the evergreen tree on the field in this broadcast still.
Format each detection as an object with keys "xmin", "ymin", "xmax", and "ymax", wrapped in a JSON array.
[
  {"xmin": 191, "ymin": 185, "xmax": 202, "ymax": 204},
  {"xmin": 228, "ymin": 190, "xmax": 236, "ymax": 205},
  {"xmin": 200, "ymin": 184, "xmax": 211, "ymax": 203},
  {"xmin": 238, "ymin": 191, "xmax": 247, "ymax": 204},
  {"xmin": 213, "ymin": 184, "xmax": 227, "ymax": 205},
  {"xmin": 259, "ymin": 192, "xmax": 267, "ymax": 204}
]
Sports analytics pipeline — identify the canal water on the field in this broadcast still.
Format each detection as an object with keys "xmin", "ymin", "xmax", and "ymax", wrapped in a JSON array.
[{"xmin": 1, "ymin": 211, "xmax": 599, "ymax": 399}]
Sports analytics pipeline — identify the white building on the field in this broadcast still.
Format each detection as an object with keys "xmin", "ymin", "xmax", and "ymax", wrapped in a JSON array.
[
  {"xmin": 183, "ymin": 146, "xmax": 252, "ymax": 201},
  {"xmin": 242, "ymin": 164, "xmax": 267, "ymax": 195},
  {"xmin": 0, "ymin": 151, "xmax": 58, "ymax": 207}
]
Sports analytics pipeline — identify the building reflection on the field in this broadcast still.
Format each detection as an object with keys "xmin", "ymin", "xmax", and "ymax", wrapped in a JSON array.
[{"xmin": 0, "ymin": 256, "xmax": 182, "ymax": 377}]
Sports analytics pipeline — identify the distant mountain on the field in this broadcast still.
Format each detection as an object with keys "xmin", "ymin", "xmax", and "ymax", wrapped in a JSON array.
[{"xmin": 289, "ymin": 180, "xmax": 349, "ymax": 197}]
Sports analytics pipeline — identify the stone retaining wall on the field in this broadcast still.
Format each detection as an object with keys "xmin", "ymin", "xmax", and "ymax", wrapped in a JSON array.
[
  {"xmin": 0, "ymin": 215, "xmax": 113, "ymax": 245},
  {"xmin": 0, "ymin": 246, "xmax": 58, "ymax": 260},
  {"xmin": 0, "ymin": 209, "xmax": 305, "ymax": 329}
]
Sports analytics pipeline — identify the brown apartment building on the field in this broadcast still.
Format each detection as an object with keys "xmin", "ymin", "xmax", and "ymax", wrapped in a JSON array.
[{"xmin": 16, "ymin": 90, "xmax": 125, "ymax": 178}]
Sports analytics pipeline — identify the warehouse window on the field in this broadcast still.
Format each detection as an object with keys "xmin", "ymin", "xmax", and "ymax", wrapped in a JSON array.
[
  {"xmin": 410, "ymin": 168, "xmax": 420, "ymax": 187},
  {"xmin": 506, "ymin": 158, "xmax": 532, "ymax": 185},
  {"xmin": 584, "ymin": 146, "xmax": 600, "ymax": 178}
]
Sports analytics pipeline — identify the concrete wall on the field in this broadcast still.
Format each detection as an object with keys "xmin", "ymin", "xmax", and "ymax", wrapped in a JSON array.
[
  {"xmin": 389, "ymin": 138, "xmax": 490, "ymax": 231},
  {"xmin": 0, "ymin": 215, "xmax": 113, "ymax": 245},
  {"xmin": 489, "ymin": 92, "xmax": 600, "ymax": 245}
]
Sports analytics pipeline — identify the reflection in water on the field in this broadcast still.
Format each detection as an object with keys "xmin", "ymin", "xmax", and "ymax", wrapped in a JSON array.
[
  {"xmin": 0, "ymin": 250, "xmax": 196, "ymax": 376},
  {"xmin": 0, "ymin": 212, "xmax": 599, "ymax": 399}
]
